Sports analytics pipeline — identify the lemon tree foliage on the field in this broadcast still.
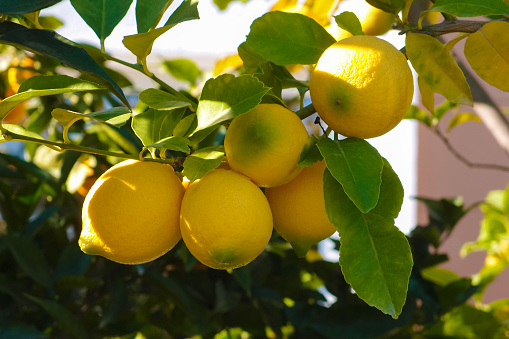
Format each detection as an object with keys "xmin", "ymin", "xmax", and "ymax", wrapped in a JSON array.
[{"xmin": 0, "ymin": 0, "xmax": 509, "ymax": 337}]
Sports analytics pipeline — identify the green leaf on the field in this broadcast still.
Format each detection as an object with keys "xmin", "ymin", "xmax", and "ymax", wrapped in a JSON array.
[
  {"xmin": 464, "ymin": 21, "xmax": 509, "ymax": 93},
  {"xmin": 132, "ymin": 107, "xmax": 186, "ymax": 146},
  {"xmin": 0, "ymin": 124, "xmax": 50, "ymax": 146},
  {"xmin": 192, "ymin": 74, "xmax": 269, "ymax": 134},
  {"xmin": 298, "ymin": 135, "xmax": 323, "ymax": 167},
  {"xmin": 143, "ymin": 136, "xmax": 191, "ymax": 153},
  {"xmin": 365, "ymin": 0, "xmax": 405, "ymax": 14},
  {"xmin": 246, "ymin": 11, "xmax": 336, "ymax": 65},
  {"xmin": 323, "ymin": 159, "xmax": 412, "ymax": 319},
  {"xmin": 317, "ymin": 137, "xmax": 383, "ymax": 213},
  {"xmin": 122, "ymin": 26, "xmax": 172, "ymax": 61},
  {"xmin": 418, "ymin": 75, "xmax": 434, "ymax": 114},
  {"xmin": 5, "ymin": 235, "xmax": 53, "ymax": 290},
  {"xmin": 136, "ymin": 0, "xmax": 171, "ymax": 33},
  {"xmin": 406, "ymin": 32, "xmax": 473, "ymax": 106},
  {"xmin": 0, "ymin": 0, "xmax": 61, "ymax": 14},
  {"xmin": 334, "ymin": 12, "xmax": 364, "ymax": 36},
  {"xmin": 182, "ymin": 145, "xmax": 225, "ymax": 182},
  {"xmin": 70, "ymin": 0, "xmax": 133, "ymax": 42},
  {"xmin": 404, "ymin": 105, "xmax": 432, "ymax": 126},
  {"xmin": 164, "ymin": 0, "xmax": 200, "ymax": 26},
  {"xmin": 52, "ymin": 107, "xmax": 131, "ymax": 137},
  {"xmin": 0, "ymin": 22, "xmax": 130, "ymax": 108},
  {"xmin": 447, "ymin": 112, "xmax": 482, "ymax": 134},
  {"xmin": 163, "ymin": 58, "xmax": 202, "ymax": 87},
  {"xmin": 0, "ymin": 75, "xmax": 105, "ymax": 121},
  {"xmin": 420, "ymin": 266, "xmax": 460, "ymax": 287},
  {"xmin": 25, "ymin": 295, "xmax": 88, "ymax": 339},
  {"xmin": 426, "ymin": 0, "xmax": 509, "ymax": 17},
  {"xmin": 139, "ymin": 88, "xmax": 196, "ymax": 110}
]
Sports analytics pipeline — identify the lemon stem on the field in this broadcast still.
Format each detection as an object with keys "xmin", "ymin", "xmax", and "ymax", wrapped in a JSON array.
[{"xmin": 296, "ymin": 104, "xmax": 316, "ymax": 120}]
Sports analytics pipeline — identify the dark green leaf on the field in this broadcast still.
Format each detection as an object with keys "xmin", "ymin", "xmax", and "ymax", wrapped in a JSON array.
[
  {"xmin": 426, "ymin": 0, "xmax": 509, "ymax": 17},
  {"xmin": 366, "ymin": 0, "xmax": 405, "ymax": 14},
  {"xmin": 54, "ymin": 245, "xmax": 92, "ymax": 280},
  {"xmin": 100, "ymin": 281, "xmax": 128, "ymax": 328},
  {"xmin": 70, "ymin": 0, "xmax": 133, "ymax": 42},
  {"xmin": 334, "ymin": 12, "xmax": 364, "ymax": 36},
  {"xmin": 323, "ymin": 159, "xmax": 412, "ymax": 318},
  {"xmin": 25, "ymin": 295, "xmax": 88, "ymax": 339},
  {"xmin": 192, "ymin": 74, "xmax": 269, "ymax": 134},
  {"xmin": 0, "ymin": 324, "xmax": 48, "ymax": 339},
  {"xmin": 318, "ymin": 137, "xmax": 383, "ymax": 213},
  {"xmin": 246, "ymin": 11, "xmax": 336, "ymax": 65},
  {"xmin": 5, "ymin": 235, "xmax": 53, "ymax": 290},
  {"xmin": 139, "ymin": 88, "xmax": 196, "ymax": 111},
  {"xmin": 0, "ymin": 22, "xmax": 130, "ymax": 108},
  {"xmin": 132, "ymin": 107, "xmax": 186, "ymax": 146},
  {"xmin": 136, "ymin": 0, "xmax": 171, "ymax": 33},
  {"xmin": 182, "ymin": 145, "xmax": 225, "ymax": 182},
  {"xmin": 0, "ymin": 0, "xmax": 61, "ymax": 14}
]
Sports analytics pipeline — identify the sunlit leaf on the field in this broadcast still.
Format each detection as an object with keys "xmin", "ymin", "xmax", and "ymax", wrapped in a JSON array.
[
  {"xmin": 404, "ymin": 105, "xmax": 432, "ymax": 126},
  {"xmin": 183, "ymin": 145, "xmax": 225, "ymax": 182},
  {"xmin": 0, "ymin": 22, "xmax": 129, "ymax": 108},
  {"xmin": 447, "ymin": 112, "xmax": 482, "ymax": 134},
  {"xmin": 192, "ymin": 74, "xmax": 269, "ymax": 134},
  {"xmin": 323, "ymin": 159, "xmax": 411, "ymax": 319},
  {"xmin": 0, "ymin": 0, "xmax": 62, "ymax": 14},
  {"xmin": 70, "ymin": 0, "xmax": 133, "ymax": 43},
  {"xmin": 425, "ymin": 0, "xmax": 509, "ymax": 17},
  {"xmin": 213, "ymin": 53, "xmax": 244, "ymax": 76},
  {"xmin": 317, "ymin": 137, "xmax": 383, "ymax": 213},
  {"xmin": 132, "ymin": 107, "xmax": 186, "ymax": 146},
  {"xmin": 334, "ymin": 12, "xmax": 364, "ymax": 36},
  {"xmin": 298, "ymin": 135, "xmax": 323, "ymax": 167},
  {"xmin": 143, "ymin": 136, "xmax": 190, "ymax": 153},
  {"xmin": 139, "ymin": 88, "xmax": 196, "ymax": 110},
  {"xmin": 136, "ymin": 0, "xmax": 171, "ymax": 33},
  {"xmin": 246, "ymin": 11, "xmax": 336, "ymax": 65},
  {"xmin": 406, "ymin": 32, "xmax": 473, "ymax": 106},
  {"xmin": 464, "ymin": 21, "xmax": 509, "ymax": 93},
  {"xmin": 418, "ymin": 75, "xmax": 434, "ymax": 115},
  {"xmin": 164, "ymin": 0, "xmax": 199, "ymax": 26},
  {"xmin": 163, "ymin": 58, "xmax": 202, "ymax": 87},
  {"xmin": 421, "ymin": 266, "xmax": 460, "ymax": 287},
  {"xmin": 445, "ymin": 32, "xmax": 470, "ymax": 52}
]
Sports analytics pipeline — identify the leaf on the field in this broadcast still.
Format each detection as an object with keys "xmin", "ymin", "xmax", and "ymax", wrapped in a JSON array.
[
  {"xmin": 139, "ymin": 88, "xmax": 196, "ymax": 110},
  {"xmin": 25, "ymin": 295, "xmax": 88, "ymax": 339},
  {"xmin": 192, "ymin": 74, "xmax": 269, "ymax": 134},
  {"xmin": 163, "ymin": 58, "xmax": 202, "ymax": 87},
  {"xmin": 132, "ymin": 107, "xmax": 186, "ymax": 146},
  {"xmin": 0, "ymin": 0, "xmax": 62, "ymax": 14},
  {"xmin": 164, "ymin": 0, "xmax": 200, "ymax": 26},
  {"xmin": 182, "ymin": 145, "xmax": 225, "ymax": 182},
  {"xmin": 404, "ymin": 105, "xmax": 432, "ymax": 126},
  {"xmin": 317, "ymin": 137, "xmax": 383, "ymax": 213},
  {"xmin": 323, "ymin": 159, "xmax": 412, "ymax": 319},
  {"xmin": 0, "ymin": 22, "xmax": 129, "ymax": 108},
  {"xmin": 447, "ymin": 112, "xmax": 482, "ymax": 133},
  {"xmin": 464, "ymin": 21, "xmax": 509, "ymax": 93},
  {"xmin": 143, "ymin": 136, "xmax": 191, "ymax": 153},
  {"xmin": 5, "ymin": 235, "xmax": 53, "ymax": 290},
  {"xmin": 365, "ymin": 0, "xmax": 405, "ymax": 14},
  {"xmin": 246, "ymin": 11, "xmax": 336, "ymax": 65},
  {"xmin": 418, "ymin": 75, "xmax": 434, "ymax": 114},
  {"xmin": 298, "ymin": 135, "xmax": 323, "ymax": 167},
  {"xmin": 70, "ymin": 0, "xmax": 133, "ymax": 42},
  {"xmin": 136, "ymin": 0, "xmax": 171, "ymax": 33},
  {"xmin": 0, "ymin": 124, "xmax": 50, "ymax": 146},
  {"xmin": 52, "ymin": 107, "xmax": 131, "ymax": 136},
  {"xmin": 122, "ymin": 26, "xmax": 173, "ymax": 61},
  {"xmin": 0, "ymin": 324, "xmax": 48, "ymax": 339},
  {"xmin": 334, "ymin": 12, "xmax": 364, "ymax": 36},
  {"xmin": 426, "ymin": 0, "xmax": 509, "ymax": 17},
  {"xmin": 406, "ymin": 32, "xmax": 473, "ymax": 106},
  {"xmin": 420, "ymin": 266, "xmax": 460, "ymax": 287}
]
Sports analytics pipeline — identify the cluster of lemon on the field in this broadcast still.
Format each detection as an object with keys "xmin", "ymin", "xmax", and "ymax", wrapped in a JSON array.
[{"xmin": 79, "ymin": 34, "xmax": 413, "ymax": 269}]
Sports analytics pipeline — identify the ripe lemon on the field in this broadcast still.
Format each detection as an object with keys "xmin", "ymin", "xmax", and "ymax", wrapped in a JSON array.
[
  {"xmin": 224, "ymin": 104, "xmax": 309, "ymax": 187},
  {"xmin": 180, "ymin": 169, "xmax": 273, "ymax": 269},
  {"xmin": 309, "ymin": 35, "xmax": 414, "ymax": 139},
  {"xmin": 79, "ymin": 160, "xmax": 185, "ymax": 265},
  {"xmin": 265, "ymin": 160, "xmax": 336, "ymax": 257},
  {"xmin": 360, "ymin": 3, "xmax": 396, "ymax": 36}
]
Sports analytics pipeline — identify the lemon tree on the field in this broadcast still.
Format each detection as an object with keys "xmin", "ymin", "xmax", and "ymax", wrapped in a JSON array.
[{"xmin": 1, "ymin": 0, "xmax": 509, "ymax": 337}]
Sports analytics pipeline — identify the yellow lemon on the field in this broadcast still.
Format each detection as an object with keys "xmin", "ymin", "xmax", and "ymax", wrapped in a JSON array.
[
  {"xmin": 309, "ymin": 35, "xmax": 414, "ymax": 139},
  {"xmin": 79, "ymin": 160, "xmax": 185, "ymax": 265},
  {"xmin": 265, "ymin": 160, "xmax": 336, "ymax": 257},
  {"xmin": 180, "ymin": 169, "xmax": 273, "ymax": 269},
  {"xmin": 360, "ymin": 3, "xmax": 396, "ymax": 36},
  {"xmin": 224, "ymin": 104, "xmax": 309, "ymax": 187}
]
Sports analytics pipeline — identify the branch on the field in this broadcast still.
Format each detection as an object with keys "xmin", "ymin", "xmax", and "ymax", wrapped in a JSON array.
[{"xmin": 395, "ymin": 19, "xmax": 506, "ymax": 37}]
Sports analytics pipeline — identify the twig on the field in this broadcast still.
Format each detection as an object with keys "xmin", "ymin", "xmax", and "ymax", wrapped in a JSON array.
[{"xmin": 394, "ymin": 19, "xmax": 506, "ymax": 37}]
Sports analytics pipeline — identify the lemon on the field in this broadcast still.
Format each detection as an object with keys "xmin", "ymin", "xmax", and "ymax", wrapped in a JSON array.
[
  {"xmin": 180, "ymin": 169, "xmax": 273, "ymax": 269},
  {"xmin": 360, "ymin": 3, "xmax": 396, "ymax": 36},
  {"xmin": 224, "ymin": 104, "xmax": 309, "ymax": 187},
  {"xmin": 265, "ymin": 160, "xmax": 336, "ymax": 257},
  {"xmin": 79, "ymin": 159, "xmax": 185, "ymax": 265},
  {"xmin": 309, "ymin": 35, "xmax": 414, "ymax": 139}
]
